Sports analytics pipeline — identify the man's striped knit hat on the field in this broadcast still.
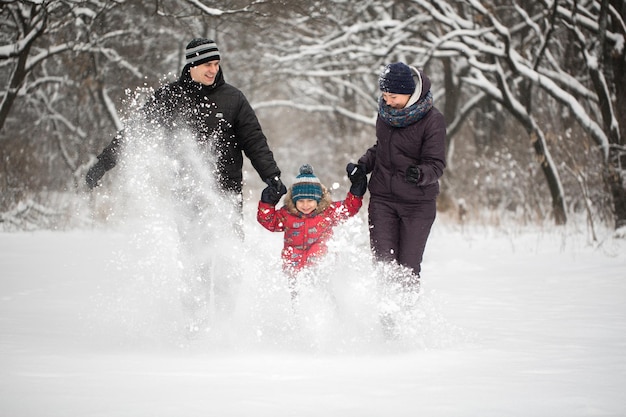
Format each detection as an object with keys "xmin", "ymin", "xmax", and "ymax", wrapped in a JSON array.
[
  {"xmin": 291, "ymin": 164, "xmax": 323, "ymax": 203},
  {"xmin": 185, "ymin": 38, "xmax": 220, "ymax": 67}
]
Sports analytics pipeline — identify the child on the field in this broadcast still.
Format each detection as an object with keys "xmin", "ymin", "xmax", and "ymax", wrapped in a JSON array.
[{"xmin": 257, "ymin": 164, "xmax": 367, "ymax": 278}]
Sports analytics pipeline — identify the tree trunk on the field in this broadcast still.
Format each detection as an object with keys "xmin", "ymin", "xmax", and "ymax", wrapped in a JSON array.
[
  {"xmin": 0, "ymin": 44, "xmax": 30, "ymax": 131},
  {"xmin": 591, "ymin": 0, "xmax": 626, "ymax": 230},
  {"xmin": 606, "ymin": 162, "xmax": 626, "ymax": 229},
  {"xmin": 508, "ymin": 76, "xmax": 567, "ymax": 225},
  {"xmin": 606, "ymin": 44, "xmax": 626, "ymax": 229},
  {"xmin": 530, "ymin": 130, "xmax": 567, "ymax": 225}
]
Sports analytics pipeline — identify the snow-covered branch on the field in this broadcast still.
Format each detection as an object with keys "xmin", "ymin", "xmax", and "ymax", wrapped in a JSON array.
[
  {"xmin": 253, "ymin": 100, "xmax": 376, "ymax": 126},
  {"xmin": 181, "ymin": 0, "xmax": 270, "ymax": 16}
]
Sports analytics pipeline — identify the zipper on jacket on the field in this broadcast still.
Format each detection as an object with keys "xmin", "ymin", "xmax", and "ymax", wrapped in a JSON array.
[{"xmin": 387, "ymin": 129, "xmax": 396, "ymax": 196}]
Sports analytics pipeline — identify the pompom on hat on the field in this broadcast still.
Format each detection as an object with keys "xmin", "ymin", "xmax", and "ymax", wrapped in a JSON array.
[
  {"xmin": 379, "ymin": 62, "xmax": 416, "ymax": 95},
  {"xmin": 291, "ymin": 164, "xmax": 323, "ymax": 203},
  {"xmin": 185, "ymin": 38, "xmax": 220, "ymax": 67}
]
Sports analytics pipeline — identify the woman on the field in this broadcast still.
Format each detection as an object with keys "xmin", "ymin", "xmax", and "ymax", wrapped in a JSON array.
[{"xmin": 351, "ymin": 62, "xmax": 446, "ymax": 286}]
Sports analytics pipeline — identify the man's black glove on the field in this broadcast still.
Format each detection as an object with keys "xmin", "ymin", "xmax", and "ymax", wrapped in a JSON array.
[
  {"xmin": 346, "ymin": 163, "xmax": 367, "ymax": 197},
  {"xmin": 261, "ymin": 176, "xmax": 287, "ymax": 205},
  {"xmin": 406, "ymin": 164, "xmax": 421, "ymax": 184},
  {"xmin": 86, "ymin": 161, "xmax": 106, "ymax": 189}
]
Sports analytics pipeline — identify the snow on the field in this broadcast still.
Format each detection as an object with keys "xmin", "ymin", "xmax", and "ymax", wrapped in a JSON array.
[
  {"xmin": 1, "ymin": 217, "xmax": 625, "ymax": 416},
  {"xmin": 615, "ymin": 35, "xmax": 625, "ymax": 55}
]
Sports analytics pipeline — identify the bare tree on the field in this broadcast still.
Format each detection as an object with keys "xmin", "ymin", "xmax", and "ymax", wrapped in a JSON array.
[
  {"xmin": 0, "ymin": 0, "xmax": 326, "ymax": 223},
  {"xmin": 1, "ymin": 0, "xmax": 135, "ymax": 211},
  {"xmin": 421, "ymin": 0, "xmax": 624, "ymax": 227},
  {"xmin": 259, "ymin": 0, "xmax": 625, "ymax": 229},
  {"xmin": 1, "ymin": 0, "xmax": 623, "ymax": 231}
]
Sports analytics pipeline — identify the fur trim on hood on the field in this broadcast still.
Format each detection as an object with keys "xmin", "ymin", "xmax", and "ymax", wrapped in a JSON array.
[{"xmin": 283, "ymin": 184, "xmax": 332, "ymax": 216}]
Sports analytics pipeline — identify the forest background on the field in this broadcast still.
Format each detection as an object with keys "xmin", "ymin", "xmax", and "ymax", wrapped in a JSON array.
[{"xmin": 1, "ymin": 0, "xmax": 625, "ymax": 237}]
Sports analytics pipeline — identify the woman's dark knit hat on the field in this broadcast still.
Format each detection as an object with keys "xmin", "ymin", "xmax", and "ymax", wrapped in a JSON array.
[
  {"xmin": 185, "ymin": 38, "xmax": 220, "ymax": 67},
  {"xmin": 379, "ymin": 62, "xmax": 416, "ymax": 95}
]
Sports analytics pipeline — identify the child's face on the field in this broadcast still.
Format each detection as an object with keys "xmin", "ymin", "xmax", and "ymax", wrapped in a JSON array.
[{"xmin": 295, "ymin": 199, "xmax": 318, "ymax": 215}]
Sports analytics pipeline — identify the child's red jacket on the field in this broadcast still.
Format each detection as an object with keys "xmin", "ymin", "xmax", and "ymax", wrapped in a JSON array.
[{"xmin": 257, "ymin": 190, "xmax": 363, "ymax": 273}]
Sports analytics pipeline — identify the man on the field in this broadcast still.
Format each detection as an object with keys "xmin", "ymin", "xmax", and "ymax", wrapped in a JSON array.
[
  {"xmin": 350, "ymin": 62, "xmax": 446, "ymax": 287},
  {"xmin": 86, "ymin": 38, "xmax": 286, "ymax": 208}
]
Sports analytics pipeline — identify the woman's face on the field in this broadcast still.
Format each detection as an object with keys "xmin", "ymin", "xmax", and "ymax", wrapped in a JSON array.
[{"xmin": 382, "ymin": 92, "xmax": 411, "ymax": 109}]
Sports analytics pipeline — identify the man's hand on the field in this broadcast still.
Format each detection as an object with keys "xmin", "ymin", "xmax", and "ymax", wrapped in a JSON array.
[
  {"xmin": 86, "ymin": 162, "xmax": 106, "ymax": 189},
  {"xmin": 261, "ymin": 176, "xmax": 287, "ymax": 205}
]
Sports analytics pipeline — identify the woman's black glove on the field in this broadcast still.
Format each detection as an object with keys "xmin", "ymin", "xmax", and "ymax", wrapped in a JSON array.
[
  {"xmin": 406, "ymin": 165, "xmax": 421, "ymax": 184},
  {"xmin": 346, "ymin": 163, "xmax": 367, "ymax": 197},
  {"xmin": 261, "ymin": 176, "xmax": 287, "ymax": 205}
]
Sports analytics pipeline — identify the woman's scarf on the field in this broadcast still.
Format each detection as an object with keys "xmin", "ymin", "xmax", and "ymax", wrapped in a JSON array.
[{"xmin": 378, "ymin": 90, "xmax": 433, "ymax": 128}]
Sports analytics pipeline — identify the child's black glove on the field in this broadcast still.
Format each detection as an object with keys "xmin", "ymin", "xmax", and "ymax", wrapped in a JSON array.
[
  {"xmin": 261, "ymin": 176, "xmax": 287, "ymax": 205},
  {"xmin": 346, "ymin": 163, "xmax": 367, "ymax": 197}
]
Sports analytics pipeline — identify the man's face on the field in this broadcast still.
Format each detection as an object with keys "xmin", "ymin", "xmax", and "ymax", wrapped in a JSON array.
[
  {"xmin": 190, "ymin": 60, "xmax": 220, "ymax": 86},
  {"xmin": 382, "ymin": 92, "xmax": 411, "ymax": 109}
]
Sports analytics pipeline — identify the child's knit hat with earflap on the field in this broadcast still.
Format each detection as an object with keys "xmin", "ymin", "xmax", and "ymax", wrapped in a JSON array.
[{"xmin": 291, "ymin": 164, "xmax": 323, "ymax": 203}]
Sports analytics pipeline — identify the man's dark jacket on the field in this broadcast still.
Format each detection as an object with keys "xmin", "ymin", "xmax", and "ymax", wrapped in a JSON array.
[{"xmin": 93, "ymin": 66, "xmax": 280, "ymax": 193}]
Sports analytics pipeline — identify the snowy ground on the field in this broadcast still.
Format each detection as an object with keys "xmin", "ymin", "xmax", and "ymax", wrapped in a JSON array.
[{"xmin": 1, "ymin": 209, "xmax": 625, "ymax": 416}]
